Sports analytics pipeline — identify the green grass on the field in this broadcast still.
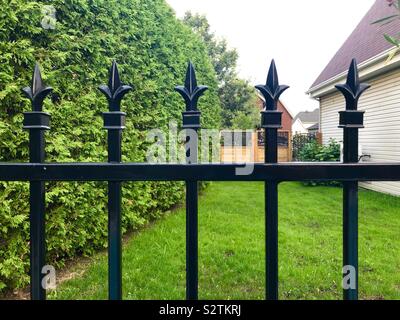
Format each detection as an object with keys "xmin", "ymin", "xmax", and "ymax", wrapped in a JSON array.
[{"xmin": 49, "ymin": 182, "xmax": 400, "ymax": 300}]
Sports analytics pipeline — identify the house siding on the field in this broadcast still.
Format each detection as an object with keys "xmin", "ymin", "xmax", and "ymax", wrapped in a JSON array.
[
  {"xmin": 292, "ymin": 118, "xmax": 307, "ymax": 134},
  {"xmin": 320, "ymin": 68, "xmax": 400, "ymax": 196}
]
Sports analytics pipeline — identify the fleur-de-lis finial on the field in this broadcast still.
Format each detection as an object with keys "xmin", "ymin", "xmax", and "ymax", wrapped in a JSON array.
[
  {"xmin": 335, "ymin": 59, "xmax": 370, "ymax": 110},
  {"xmin": 256, "ymin": 60, "xmax": 289, "ymax": 110},
  {"xmin": 175, "ymin": 61, "xmax": 208, "ymax": 111},
  {"xmin": 22, "ymin": 63, "xmax": 53, "ymax": 111},
  {"xmin": 99, "ymin": 61, "xmax": 132, "ymax": 111}
]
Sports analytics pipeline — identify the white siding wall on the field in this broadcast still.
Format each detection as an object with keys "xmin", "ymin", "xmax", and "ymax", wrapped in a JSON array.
[
  {"xmin": 320, "ymin": 69, "xmax": 400, "ymax": 196},
  {"xmin": 292, "ymin": 119, "xmax": 308, "ymax": 134}
]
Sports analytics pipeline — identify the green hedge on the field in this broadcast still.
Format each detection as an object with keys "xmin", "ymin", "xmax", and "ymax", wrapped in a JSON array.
[
  {"xmin": 298, "ymin": 139, "xmax": 340, "ymax": 162},
  {"xmin": 298, "ymin": 139, "xmax": 341, "ymax": 186},
  {"xmin": 0, "ymin": 0, "xmax": 221, "ymax": 292}
]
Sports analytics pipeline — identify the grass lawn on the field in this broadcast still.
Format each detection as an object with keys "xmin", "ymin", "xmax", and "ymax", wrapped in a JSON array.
[{"xmin": 49, "ymin": 182, "xmax": 400, "ymax": 300}]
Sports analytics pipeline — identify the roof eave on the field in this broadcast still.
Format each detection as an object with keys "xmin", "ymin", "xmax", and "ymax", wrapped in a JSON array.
[{"xmin": 307, "ymin": 47, "xmax": 400, "ymax": 99}]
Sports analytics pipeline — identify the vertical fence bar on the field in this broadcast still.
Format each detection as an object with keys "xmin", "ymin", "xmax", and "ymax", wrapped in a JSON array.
[
  {"xmin": 265, "ymin": 130, "xmax": 279, "ymax": 300},
  {"xmin": 336, "ymin": 59, "xmax": 370, "ymax": 300},
  {"xmin": 107, "ymin": 136, "xmax": 123, "ymax": 300},
  {"xmin": 185, "ymin": 157, "xmax": 199, "ymax": 301},
  {"xmin": 256, "ymin": 60, "xmax": 289, "ymax": 300},
  {"xmin": 99, "ymin": 61, "xmax": 132, "ymax": 300},
  {"xmin": 175, "ymin": 62, "xmax": 208, "ymax": 300},
  {"xmin": 22, "ymin": 64, "xmax": 53, "ymax": 300}
]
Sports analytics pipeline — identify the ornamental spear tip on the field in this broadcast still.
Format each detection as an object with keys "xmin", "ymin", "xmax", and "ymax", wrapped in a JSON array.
[
  {"xmin": 185, "ymin": 61, "xmax": 198, "ymax": 94},
  {"xmin": 99, "ymin": 60, "xmax": 132, "ymax": 112},
  {"xmin": 32, "ymin": 63, "xmax": 43, "ymax": 96},
  {"xmin": 267, "ymin": 59, "xmax": 279, "ymax": 93},
  {"xmin": 255, "ymin": 59, "xmax": 289, "ymax": 110},
  {"xmin": 22, "ymin": 63, "xmax": 53, "ymax": 112},
  {"xmin": 335, "ymin": 59, "xmax": 370, "ymax": 110},
  {"xmin": 108, "ymin": 60, "xmax": 122, "ymax": 96},
  {"xmin": 346, "ymin": 58, "xmax": 359, "ymax": 93},
  {"xmin": 175, "ymin": 61, "xmax": 208, "ymax": 112}
]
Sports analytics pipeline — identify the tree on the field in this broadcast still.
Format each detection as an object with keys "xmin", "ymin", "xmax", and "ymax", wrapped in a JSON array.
[
  {"xmin": 183, "ymin": 12, "xmax": 238, "ymax": 84},
  {"xmin": 0, "ymin": 0, "xmax": 220, "ymax": 293},
  {"xmin": 220, "ymin": 78, "xmax": 259, "ymax": 128},
  {"xmin": 183, "ymin": 12, "xmax": 258, "ymax": 128},
  {"xmin": 231, "ymin": 106, "xmax": 260, "ymax": 130}
]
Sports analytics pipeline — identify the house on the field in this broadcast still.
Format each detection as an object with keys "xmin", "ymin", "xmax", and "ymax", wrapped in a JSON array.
[
  {"xmin": 307, "ymin": 123, "xmax": 320, "ymax": 135},
  {"xmin": 307, "ymin": 0, "xmax": 400, "ymax": 196},
  {"xmin": 257, "ymin": 95, "xmax": 293, "ymax": 133},
  {"xmin": 292, "ymin": 109, "xmax": 320, "ymax": 134},
  {"xmin": 221, "ymin": 97, "xmax": 294, "ymax": 163},
  {"xmin": 258, "ymin": 96, "xmax": 293, "ymax": 162}
]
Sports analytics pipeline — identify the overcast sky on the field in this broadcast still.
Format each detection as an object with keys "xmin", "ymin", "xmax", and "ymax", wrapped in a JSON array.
[{"xmin": 166, "ymin": 0, "xmax": 376, "ymax": 116}]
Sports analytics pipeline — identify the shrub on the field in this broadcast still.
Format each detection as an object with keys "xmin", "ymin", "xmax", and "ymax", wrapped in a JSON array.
[
  {"xmin": 292, "ymin": 133, "xmax": 318, "ymax": 161},
  {"xmin": 0, "ymin": 0, "xmax": 221, "ymax": 292},
  {"xmin": 298, "ymin": 139, "xmax": 341, "ymax": 186},
  {"xmin": 299, "ymin": 139, "xmax": 340, "ymax": 162}
]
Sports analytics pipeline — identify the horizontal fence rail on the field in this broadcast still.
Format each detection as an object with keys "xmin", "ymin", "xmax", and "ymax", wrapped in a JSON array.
[
  {"xmin": 0, "ymin": 163, "xmax": 399, "ymax": 182},
  {"xmin": 1, "ymin": 58, "xmax": 398, "ymax": 301}
]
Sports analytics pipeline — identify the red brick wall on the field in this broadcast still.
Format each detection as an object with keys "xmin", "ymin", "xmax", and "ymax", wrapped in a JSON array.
[
  {"xmin": 277, "ymin": 101, "xmax": 293, "ymax": 133},
  {"xmin": 257, "ymin": 98, "xmax": 293, "ymax": 133}
]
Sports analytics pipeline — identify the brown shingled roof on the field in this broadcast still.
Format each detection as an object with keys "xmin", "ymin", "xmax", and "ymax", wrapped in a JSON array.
[{"xmin": 310, "ymin": 0, "xmax": 400, "ymax": 89}]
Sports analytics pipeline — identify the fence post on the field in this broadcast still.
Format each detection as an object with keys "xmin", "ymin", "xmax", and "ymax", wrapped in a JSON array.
[
  {"xmin": 316, "ymin": 132, "xmax": 323, "ymax": 145},
  {"xmin": 22, "ymin": 63, "xmax": 53, "ymax": 300},
  {"xmin": 336, "ymin": 59, "xmax": 370, "ymax": 300},
  {"xmin": 288, "ymin": 131, "xmax": 293, "ymax": 162},
  {"xmin": 99, "ymin": 61, "xmax": 132, "ymax": 300},
  {"xmin": 256, "ymin": 60, "xmax": 289, "ymax": 300},
  {"xmin": 253, "ymin": 132, "xmax": 258, "ymax": 163},
  {"xmin": 175, "ymin": 62, "xmax": 208, "ymax": 300}
]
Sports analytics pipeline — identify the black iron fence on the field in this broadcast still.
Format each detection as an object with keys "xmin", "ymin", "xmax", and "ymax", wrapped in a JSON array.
[
  {"xmin": 1, "ymin": 58, "xmax": 399, "ymax": 301},
  {"xmin": 292, "ymin": 132, "xmax": 318, "ymax": 161},
  {"xmin": 258, "ymin": 130, "xmax": 289, "ymax": 147}
]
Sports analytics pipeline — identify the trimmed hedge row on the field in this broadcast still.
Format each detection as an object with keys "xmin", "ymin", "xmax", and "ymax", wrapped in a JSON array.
[{"xmin": 0, "ymin": 0, "xmax": 221, "ymax": 292}]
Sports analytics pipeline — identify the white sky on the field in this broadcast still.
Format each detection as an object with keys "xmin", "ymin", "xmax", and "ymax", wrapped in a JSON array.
[{"xmin": 166, "ymin": 0, "xmax": 376, "ymax": 116}]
